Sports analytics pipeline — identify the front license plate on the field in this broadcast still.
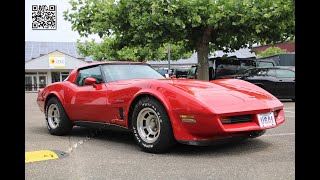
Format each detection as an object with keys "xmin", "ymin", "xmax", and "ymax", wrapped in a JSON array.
[{"xmin": 258, "ymin": 112, "xmax": 276, "ymax": 128}]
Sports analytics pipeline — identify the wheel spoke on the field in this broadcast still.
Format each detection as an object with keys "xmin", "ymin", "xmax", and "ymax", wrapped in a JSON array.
[
  {"xmin": 149, "ymin": 130, "xmax": 156, "ymax": 136},
  {"xmin": 136, "ymin": 107, "xmax": 161, "ymax": 143},
  {"xmin": 147, "ymin": 132, "xmax": 154, "ymax": 139},
  {"xmin": 48, "ymin": 104, "xmax": 60, "ymax": 129}
]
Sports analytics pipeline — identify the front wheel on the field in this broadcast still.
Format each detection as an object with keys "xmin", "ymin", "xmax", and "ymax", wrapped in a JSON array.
[
  {"xmin": 132, "ymin": 97, "xmax": 176, "ymax": 153},
  {"xmin": 45, "ymin": 97, "xmax": 73, "ymax": 135}
]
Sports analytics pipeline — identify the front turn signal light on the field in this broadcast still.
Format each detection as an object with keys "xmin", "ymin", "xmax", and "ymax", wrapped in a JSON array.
[
  {"xmin": 220, "ymin": 117, "xmax": 231, "ymax": 124},
  {"xmin": 179, "ymin": 115, "xmax": 196, "ymax": 123}
]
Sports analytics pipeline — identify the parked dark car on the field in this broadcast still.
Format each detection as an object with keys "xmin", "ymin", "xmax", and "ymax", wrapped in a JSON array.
[
  {"xmin": 213, "ymin": 57, "xmax": 257, "ymax": 79},
  {"xmin": 218, "ymin": 66, "xmax": 295, "ymax": 101},
  {"xmin": 255, "ymin": 53, "xmax": 295, "ymax": 67},
  {"xmin": 171, "ymin": 68, "xmax": 189, "ymax": 78},
  {"xmin": 187, "ymin": 57, "xmax": 257, "ymax": 80}
]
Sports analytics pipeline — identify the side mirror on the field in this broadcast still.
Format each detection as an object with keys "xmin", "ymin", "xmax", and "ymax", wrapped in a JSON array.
[{"xmin": 84, "ymin": 77, "xmax": 97, "ymax": 88}]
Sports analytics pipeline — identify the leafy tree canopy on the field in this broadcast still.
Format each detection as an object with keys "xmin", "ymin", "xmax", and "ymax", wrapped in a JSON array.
[
  {"xmin": 256, "ymin": 46, "xmax": 288, "ymax": 58},
  {"xmin": 64, "ymin": 0, "xmax": 295, "ymax": 80},
  {"xmin": 76, "ymin": 38, "xmax": 192, "ymax": 61}
]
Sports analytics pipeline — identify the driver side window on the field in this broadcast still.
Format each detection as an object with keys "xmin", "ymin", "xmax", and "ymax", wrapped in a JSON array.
[{"xmin": 75, "ymin": 66, "xmax": 103, "ymax": 86}]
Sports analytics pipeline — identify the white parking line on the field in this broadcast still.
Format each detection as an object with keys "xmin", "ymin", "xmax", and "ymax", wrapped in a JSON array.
[
  {"xmin": 284, "ymin": 111, "xmax": 295, "ymax": 114},
  {"xmin": 66, "ymin": 139, "xmax": 87, "ymax": 153},
  {"xmin": 262, "ymin": 133, "xmax": 295, "ymax": 137},
  {"xmin": 284, "ymin": 107, "xmax": 295, "ymax": 109}
]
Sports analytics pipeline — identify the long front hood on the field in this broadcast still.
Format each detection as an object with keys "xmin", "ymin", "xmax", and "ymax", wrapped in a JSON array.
[{"xmin": 160, "ymin": 79, "xmax": 283, "ymax": 114}]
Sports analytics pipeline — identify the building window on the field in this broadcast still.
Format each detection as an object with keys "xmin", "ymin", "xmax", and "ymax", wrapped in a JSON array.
[
  {"xmin": 61, "ymin": 72, "xmax": 70, "ymax": 81},
  {"xmin": 51, "ymin": 72, "xmax": 70, "ymax": 83},
  {"xmin": 51, "ymin": 72, "xmax": 60, "ymax": 83},
  {"xmin": 38, "ymin": 75, "xmax": 47, "ymax": 88},
  {"xmin": 25, "ymin": 73, "xmax": 37, "ymax": 91}
]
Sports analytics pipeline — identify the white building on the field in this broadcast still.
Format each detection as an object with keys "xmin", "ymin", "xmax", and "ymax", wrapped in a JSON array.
[{"xmin": 25, "ymin": 41, "xmax": 92, "ymax": 92}]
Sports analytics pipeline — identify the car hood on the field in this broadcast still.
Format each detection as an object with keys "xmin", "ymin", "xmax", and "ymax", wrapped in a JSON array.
[{"xmin": 159, "ymin": 79, "xmax": 282, "ymax": 114}]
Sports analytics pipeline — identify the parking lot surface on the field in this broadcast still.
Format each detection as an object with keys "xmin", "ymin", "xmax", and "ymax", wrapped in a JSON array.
[{"xmin": 25, "ymin": 93, "xmax": 295, "ymax": 180}]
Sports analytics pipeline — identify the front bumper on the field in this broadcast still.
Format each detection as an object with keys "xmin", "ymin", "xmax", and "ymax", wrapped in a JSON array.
[
  {"xmin": 170, "ymin": 107, "xmax": 285, "ymax": 142},
  {"xmin": 178, "ymin": 130, "xmax": 266, "ymax": 146}
]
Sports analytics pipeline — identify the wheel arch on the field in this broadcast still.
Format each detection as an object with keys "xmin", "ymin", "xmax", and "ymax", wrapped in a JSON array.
[
  {"xmin": 44, "ymin": 92, "xmax": 64, "ymax": 112},
  {"xmin": 127, "ymin": 92, "xmax": 172, "ymax": 130}
]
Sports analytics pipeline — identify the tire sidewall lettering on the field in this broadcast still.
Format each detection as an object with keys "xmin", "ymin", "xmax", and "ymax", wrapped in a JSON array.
[
  {"xmin": 45, "ymin": 97, "xmax": 73, "ymax": 136},
  {"xmin": 133, "ymin": 101, "xmax": 164, "ymax": 149}
]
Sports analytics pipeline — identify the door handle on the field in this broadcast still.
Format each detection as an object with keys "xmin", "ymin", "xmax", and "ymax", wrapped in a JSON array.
[{"xmin": 279, "ymin": 79, "xmax": 283, "ymax": 82}]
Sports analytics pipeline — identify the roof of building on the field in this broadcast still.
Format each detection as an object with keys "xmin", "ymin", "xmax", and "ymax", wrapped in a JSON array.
[{"xmin": 25, "ymin": 41, "xmax": 93, "ymax": 62}]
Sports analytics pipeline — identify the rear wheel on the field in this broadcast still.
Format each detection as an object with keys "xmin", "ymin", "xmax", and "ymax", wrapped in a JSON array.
[
  {"xmin": 132, "ymin": 97, "xmax": 176, "ymax": 153},
  {"xmin": 45, "ymin": 97, "xmax": 73, "ymax": 135}
]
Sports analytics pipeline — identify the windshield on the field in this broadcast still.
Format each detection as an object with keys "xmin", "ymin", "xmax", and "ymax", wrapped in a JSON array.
[{"xmin": 101, "ymin": 64, "xmax": 165, "ymax": 82}]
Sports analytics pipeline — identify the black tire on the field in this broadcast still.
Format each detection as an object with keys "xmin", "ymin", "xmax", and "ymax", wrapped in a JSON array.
[
  {"xmin": 132, "ymin": 97, "xmax": 176, "ymax": 153},
  {"xmin": 45, "ymin": 97, "xmax": 73, "ymax": 136}
]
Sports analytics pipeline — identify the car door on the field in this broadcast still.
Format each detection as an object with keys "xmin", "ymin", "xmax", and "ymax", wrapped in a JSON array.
[
  {"xmin": 70, "ymin": 65, "xmax": 111, "ymax": 122},
  {"xmin": 275, "ymin": 69, "xmax": 295, "ymax": 98}
]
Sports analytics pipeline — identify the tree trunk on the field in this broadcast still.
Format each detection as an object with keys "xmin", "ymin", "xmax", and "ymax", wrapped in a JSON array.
[{"xmin": 196, "ymin": 43, "xmax": 210, "ymax": 80}]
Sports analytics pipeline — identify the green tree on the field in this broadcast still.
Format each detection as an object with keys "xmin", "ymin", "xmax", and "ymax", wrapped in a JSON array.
[
  {"xmin": 256, "ymin": 47, "xmax": 288, "ymax": 58},
  {"xmin": 64, "ymin": 0, "xmax": 295, "ymax": 80},
  {"xmin": 76, "ymin": 37, "xmax": 191, "ymax": 61}
]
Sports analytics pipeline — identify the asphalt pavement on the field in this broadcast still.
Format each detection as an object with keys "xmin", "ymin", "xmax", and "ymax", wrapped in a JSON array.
[{"xmin": 25, "ymin": 93, "xmax": 295, "ymax": 180}]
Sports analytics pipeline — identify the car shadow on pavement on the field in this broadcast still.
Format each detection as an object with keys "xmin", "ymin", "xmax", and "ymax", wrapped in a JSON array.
[
  {"xmin": 63, "ymin": 126, "xmax": 272, "ymax": 155},
  {"xmin": 169, "ymin": 139, "xmax": 271, "ymax": 156},
  {"xmin": 69, "ymin": 126, "xmax": 135, "ymax": 146},
  {"xmin": 31, "ymin": 125, "xmax": 272, "ymax": 155}
]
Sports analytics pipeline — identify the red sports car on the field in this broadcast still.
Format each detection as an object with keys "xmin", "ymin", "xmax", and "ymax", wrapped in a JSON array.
[{"xmin": 37, "ymin": 61, "xmax": 285, "ymax": 153}]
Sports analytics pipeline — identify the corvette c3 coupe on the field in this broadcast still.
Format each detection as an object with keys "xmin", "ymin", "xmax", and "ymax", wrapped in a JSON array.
[{"xmin": 37, "ymin": 61, "xmax": 285, "ymax": 153}]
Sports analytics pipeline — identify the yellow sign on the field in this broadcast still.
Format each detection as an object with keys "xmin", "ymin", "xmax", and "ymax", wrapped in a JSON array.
[{"xmin": 49, "ymin": 54, "xmax": 65, "ymax": 68}]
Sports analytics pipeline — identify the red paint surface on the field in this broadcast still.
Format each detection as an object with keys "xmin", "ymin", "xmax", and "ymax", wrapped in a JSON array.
[{"xmin": 37, "ymin": 62, "xmax": 285, "ymax": 142}]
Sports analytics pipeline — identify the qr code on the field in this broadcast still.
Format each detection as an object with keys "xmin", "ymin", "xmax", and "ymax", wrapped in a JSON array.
[{"xmin": 32, "ymin": 5, "xmax": 57, "ymax": 30}]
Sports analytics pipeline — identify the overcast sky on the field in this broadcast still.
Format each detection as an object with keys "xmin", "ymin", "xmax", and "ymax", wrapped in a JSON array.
[{"xmin": 25, "ymin": 0, "xmax": 102, "ymax": 42}]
